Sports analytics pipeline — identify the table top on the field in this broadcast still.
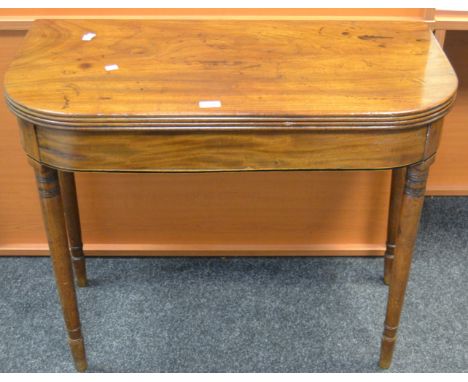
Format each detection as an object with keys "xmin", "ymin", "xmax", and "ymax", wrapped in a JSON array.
[{"xmin": 4, "ymin": 19, "xmax": 457, "ymax": 130}]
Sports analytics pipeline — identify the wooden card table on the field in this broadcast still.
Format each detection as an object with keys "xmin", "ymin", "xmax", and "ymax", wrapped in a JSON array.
[{"xmin": 4, "ymin": 19, "xmax": 457, "ymax": 371}]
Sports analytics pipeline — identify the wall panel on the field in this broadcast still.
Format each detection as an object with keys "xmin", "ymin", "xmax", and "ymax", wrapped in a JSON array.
[{"xmin": 427, "ymin": 30, "xmax": 468, "ymax": 194}]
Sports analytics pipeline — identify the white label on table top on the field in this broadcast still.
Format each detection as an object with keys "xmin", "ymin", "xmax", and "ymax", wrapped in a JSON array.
[
  {"xmin": 104, "ymin": 64, "xmax": 119, "ymax": 71},
  {"xmin": 198, "ymin": 100, "xmax": 222, "ymax": 108},
  {"xmin": 82, "ymin": 32, "xmax": 96, "ymax": 41}
]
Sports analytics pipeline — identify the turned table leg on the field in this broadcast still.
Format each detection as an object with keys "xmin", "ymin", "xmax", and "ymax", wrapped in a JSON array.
[
  {"xmin": 384, "ymin": 167, "xmax": 406, "ymax": 285},
  {"xmin": 58, "ymin": 172, "xmax": 88, "ymax": 287},
  {"xmin": 32, "ymin": 163, "xmax": 87, "ymax": 372},
  {"xmin": 379, "ymin": 158, "xmax": 434, "ymax": 368}
]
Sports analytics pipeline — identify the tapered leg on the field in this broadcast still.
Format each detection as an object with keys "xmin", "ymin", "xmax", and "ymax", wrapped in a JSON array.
[
  {"xmin": 32, "ymin": 163, "xmax": 87, "ymax": 372},
  {"xmin": 384, "ymin": 167, "xmax": 407, "ymax": 285},
  {"xmin": 58, "ymin": 172, "xmax": 88, "ymax": 287},
  {"xmin": 379, "ymin": 158, "xmax": 434, "ymax": 368}
]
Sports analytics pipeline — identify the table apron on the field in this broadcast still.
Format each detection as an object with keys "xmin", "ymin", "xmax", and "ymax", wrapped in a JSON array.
[{"xmin": 21, "ymin": 122, "xmax": 441, "ymax": 172}]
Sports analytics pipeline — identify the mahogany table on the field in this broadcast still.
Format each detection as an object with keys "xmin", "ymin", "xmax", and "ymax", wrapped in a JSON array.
[{"xmin": 4, "ymin": 19, "xmax": 457, "ymax": 371}]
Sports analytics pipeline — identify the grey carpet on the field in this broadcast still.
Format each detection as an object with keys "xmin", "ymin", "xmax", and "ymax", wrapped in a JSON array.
[{"xmin": 0, "ymin": 196, "xmax": 466, "ymax": 372}]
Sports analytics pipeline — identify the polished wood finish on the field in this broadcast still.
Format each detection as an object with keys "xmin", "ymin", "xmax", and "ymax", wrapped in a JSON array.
[
  {"xmin": 58, "ymin": 171, "xmax": 88, "ymax": 287},
  {"xmin": 383, "ymin": 167, "xmax": 406, "ymax": 285},
  {"xmin": 32, "ymin": 126, "xmax": 429, "ymax": 172},
  {"xmin": 31, "ymin": 162, "xmax": 87, "ymax": 371},
  {"xmin": 5, "ymin": 20, "xmax": 456, "ymax": 127},
  {"xmin": 4, "ymin": 19, "xmax": 457, "ymax": 370},
  {"xmin": 380, "ymin": 157, "xmax": 434, "ymax": 368},
  {"xmin": 1, "ymin": 27, "xmax": 392, "ymax": 259},
  {"xmin": 2, "ymin": 26, "xmax": 468, "ymax": 258}
]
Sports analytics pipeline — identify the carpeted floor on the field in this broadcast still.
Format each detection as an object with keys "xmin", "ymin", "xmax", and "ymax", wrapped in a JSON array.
[{"xmin": 0, "ymin": 196, "xmax": 466, "ymax": 372}]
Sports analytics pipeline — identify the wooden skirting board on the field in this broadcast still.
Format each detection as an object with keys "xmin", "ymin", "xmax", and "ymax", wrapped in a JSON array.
[{"xmin": 0, "ymin": 244, "xmax": 384, "ymax": 257}]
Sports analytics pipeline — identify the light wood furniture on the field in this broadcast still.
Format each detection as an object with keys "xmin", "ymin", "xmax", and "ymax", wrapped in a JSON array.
[
  {"xmin": 4, "ymin": 19, "xmax": 457, "ymax": 371},
  {"xmin": 434, "ymin": 9, "xmax": 468, "ymax": 45}
]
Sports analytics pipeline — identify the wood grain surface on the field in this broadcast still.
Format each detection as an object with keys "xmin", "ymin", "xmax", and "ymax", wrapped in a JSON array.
[
  {"xmin": 33, "ymin": 126, "xmax": 428, "ymax": 172},
  {"xmin": 0, "ymin": 23, "xmax": 467, "ymax": 257},
  {"xmin": 5, "ymin": 20, "xmax": 456, "ymax": 127}
]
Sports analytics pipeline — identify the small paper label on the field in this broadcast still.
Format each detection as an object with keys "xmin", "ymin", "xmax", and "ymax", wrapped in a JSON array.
[
  {"xmin": 105, "ymin": 64, "xmax": 119, "ymax": 71},
  {"xmin": 82, "ymin": 32, "xmax": 96, "ymax": 41},
  {"xmin": 198, "ymin": 100, "xmax": 222, "ymax": 108}
]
